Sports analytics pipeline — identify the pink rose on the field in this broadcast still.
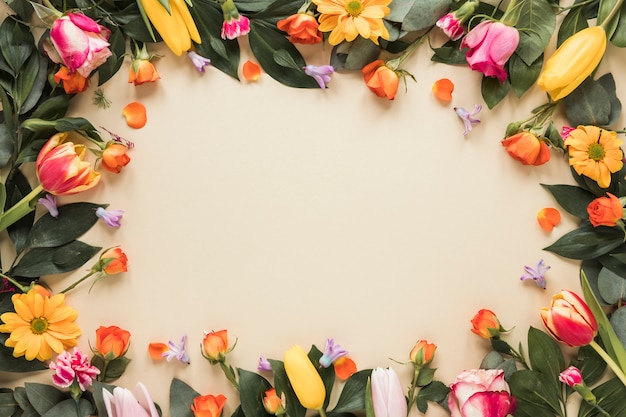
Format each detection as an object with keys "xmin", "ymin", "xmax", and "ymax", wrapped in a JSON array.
[
  {"xmin": 47, "ymin": 12, "xmax": 112, "ymax": 78},
  {"xmin": 460, "ymin": 21, "xmax": 519, "ymax": 82},
  {"xmin": 448, "ymin": 369, "xmax": 516, "ymax": 417},
  {"xmin": 436, "ymin": 13, "xmax": 464, "ymax": 41}
]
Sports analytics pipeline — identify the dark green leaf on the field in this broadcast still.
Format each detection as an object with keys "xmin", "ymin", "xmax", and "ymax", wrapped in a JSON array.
[
  {"xmin": 598, "ymin": 267, "xmax": 626, "ymax": 304},
  {"xmin": 238, "ymin": 369, "xmax": 272, "ymax": 417},
  {"xmin": 30, "ymin": 95, "xmax": 71, "ymax": 121},
  {"xmin": 17, "ymin": 53, "xmax": 47, "ymax": 115},
  {"xmin": 514, "ymin": 399, "xmax": 560, "ymax": 417},
  {"xmin": 0, "ymin": 342, "xmax": 47, "ymax": 372},
  {"xmin": 543, "ymin": 223, "xmax": 625, "ymax": 260},
  {"xmin": 169, "ymin": 378, "xmax": 199, "ymax": 417},
  {"xmin": 400, "ymin": 0, "xmax": 449, "ymax": 31},
  {"xmin": 0, "ymin": 18, "xmax": 34, "ymax": 76},
  {"xmin": 330, "ymin": 38, "xmax": 381, "ymax": 71},
  {"xmin": 600, "ymin": 250, "xmax": 626, "ymax": 279},
  {"xmin": 98, "ymin": 27, "xmax": 126, "ymax": 86},
  {"xmin": 596, "ymin": 73, "xmax": 622, "ymax": 126},
  {"xmin": 571, "ymin": 344, "xmax": 606, "ymax": 385},
  {"xmin": 385, "ymin": 0, "xmax": 418, "ymax": 22},
  {"xmin": 544, "ymin": 122, "xmax": 565, "ymax": 150},
  {"xmin": 112, "ymin": 3, "xmax": 157, "ymax": 42},
  {"xmin": 430, "ymin": 39, "xmax": 467, "ymax": 65},
  {"xmin": 24, "ymin": 383, "xmax": 66, "ymax": 415},
  {"xmin": 415, "ymin": 381, "xmax": 449, "ymax": 414},
  {"xmin": 541, "ymin": 183, "xmax": 595, "ymax": 218},
  {"xmin": 564, "ymin": 77, "xmax": 611, "ymax": 126},
  {"xmin": 416, "ymin": 368, "xmax": 436, "ymax": 386},
  {"xmin": 41, "ymin": 398, "xmax": 94, "ymax": 417},
  {"xmin": 608, "ymin": 4, "xmax": 626, "ymax": 46},
  {"xmin": 268, "ymin": 359, "xmax": 306, "ymax": 417},
  {"xmin": 597, "ymin": 0, "xmax": 620, "ymax": 39},
  {"xmin": 102, "ymin": 356, "xmax": 132, "ymax": 382},
  {"xmin": 509, "ymin": 370, "xmax": 561, "ymax": 414},
  {"xmin": 251, "ymin": 0, "xmax": 302, "ymax": 19},
  {"xmin": 527, "ymin": 327, "xmax": 564, "ymax": 388},
  {"xmin": 306, "ymin": 345, "xmax": 335, "ymax": 409},
  {"xmin": 249, "ymin": 21, "xmax": 318, "ymax": 88},
  {"xmin": 25, "ymin": 202, "xmax": 104, "ymax": 249},
  {"xmin": 481, "ymin": 75, "xmax": 510, "ymax": 109},
  {"xmin": 0, "ymin": 86, "xmax": 15, "ymax": 136},
  {"xmin": 10, "ymin": 240, "xmax": 101, "ymax": 277},
  {"xmin": 0, "ymin": 124, "xmax": 13, "ymax": 169},
  {"xmin": 5, "ymin": 0, "xmax": 34, "ymax": 21},
  {"xmin": 509, "ymin": 53, "xmax": 542, "ymax": 98},
  {"xmin": 331, "ymin": 370, "xmax": 371, "ymax": 414},
  {"xmin": 578, "ymin": 377, "xmax": 626, "ymax": 417},
  {"xmin": 514, "ymin": 0, "xmax": 555, "ymax": 65},
  {"xmin": 557, "ymin": 6, "xmax": 588, "ymax": 47},
  {"xmin": 6, "ymin": 168, "xmax": 36, "ymax": 254}
]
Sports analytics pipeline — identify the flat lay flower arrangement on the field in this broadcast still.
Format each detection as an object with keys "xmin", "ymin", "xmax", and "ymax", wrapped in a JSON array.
[{"xmin": 0, "ymin": 0, "xmax": 626, "ymax": 413}]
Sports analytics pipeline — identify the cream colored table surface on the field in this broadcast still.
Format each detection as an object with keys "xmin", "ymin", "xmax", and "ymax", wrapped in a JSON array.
[{"xmin": 2, "ymin": 27, "xmax": 623, "ymax": 417}]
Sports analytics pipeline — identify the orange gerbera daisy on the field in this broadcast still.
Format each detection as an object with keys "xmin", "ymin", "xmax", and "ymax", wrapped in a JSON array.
[
  {"xmin": 312, "ymin": 0, "xmax": 390, "ymax": 45},
  {"xmin": 566, "ymin": 125, "xmax": 623, "ymax": 189},
  {"xmin": 0, "ymin": 287, "xmax": 81, "ymax": 361}
]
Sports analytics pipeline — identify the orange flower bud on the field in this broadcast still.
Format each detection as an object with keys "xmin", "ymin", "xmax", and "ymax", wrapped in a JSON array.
[
  {"xmin": 501, "ymin": 132, "xmax": 550, "ymax": 166},
  {"xmin": 587, "ymin": 193, "xmax": 624, "ymax": 227},
  {"xmin": 191, "ymin": 394, "xmax": 227, "ymax": 417},
  {"xmin": 470, "ymin": 309, "xmax": 502, "ymax": 339},
  {"xmin": 362, "ymin": 59, "xmax": 399, "ymax": 100},
  {"xmin": 409, "ymin": 340, "xmax": 436, "ymax": 367},
  {"xmin": 537, "ymin": 207, "xmax": 561, "ymax": 232},
  {"xmin": 262, "ymin": 388, "xmax": 285, "ymax": 415},
  {"xmin": 276, "ymin": 13, "xmax": 322, "ymax": 44},
  {"xmin": 54, "ymin": 66, "xmax": 89, "ymax": 94},
  {"xmin": 95, "ymin": 325, "xmax": 131, "ymax": 359},
  {"xmin": 36, "ymin": 132, "xmax": 101, "ymax": 196},
  {"xmin": 202, "ymin": 329, "xmax": 229, "ymax": 362},
  {"xmin": 101, "ymin": 142, "xmax": 131, "ymax": 173},
  {"xmin": 129, "ymin": 59, "xmax": 160, "ymax": 86},
  {"xmin": 98, "ymin": 247, "xmax": 128, "ymax": 275}
]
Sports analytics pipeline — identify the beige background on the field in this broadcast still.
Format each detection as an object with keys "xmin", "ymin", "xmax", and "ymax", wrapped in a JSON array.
[{"xmin": 2, "ymin": 21, "xmax": 623, "ymax": 416}]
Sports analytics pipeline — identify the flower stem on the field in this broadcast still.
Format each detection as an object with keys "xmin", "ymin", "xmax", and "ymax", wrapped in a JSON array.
[
  {"xmin": 220, "ymin": 361, "xmax": 239, "ymax": 389},
  {"xmin": 406, "ymin": 366, "xmax": 421, "ymax": 411},
  {"xmin": 318, "ymin": 408, "xmax": 328, "ymax": 417},
  {"xmin": 388, "ymin": 28, "xmax": 432, "ymax": 69},
  {"xmin": 600, "ymin": 0, "xmax": 625, "ymax": 29},
  {"xmin": 589, "ymin": 340, "xmax": 626, "ymax": 386},
  {"xmin": 0, "ymin": 184, "xmax": 44, "ymax": 232},
  {"xmin": 0, "ymin": 273, "xmax": 28, "ymax": 293},
  {"xmin": 60, "ymin": 270, "xmax": 98, "ymax": 294}
]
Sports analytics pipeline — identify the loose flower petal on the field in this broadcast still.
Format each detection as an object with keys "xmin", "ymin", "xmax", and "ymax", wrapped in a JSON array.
[
  {"xmin": 334, "ymin": 356, "xmax": 357, "ymax": 380},
  {"xmin": 454, "ymin": 105, "xmax": 482, "ymax": 135},
  {"xmin": 38, "ymin": 194, "xmax": 59, "ymax": 217},
  {"xmin": 537, "ymin": 208, "xmax": 561, "ymax": 231},
  {"xmin": 122, "ymin": 101, "xmax": 147, "ymax": 129},
  {"xmin": 242, "ymin": 60, "xmax": 261, "ymax": 81},
  {"xmin": 95, "ymin": 207, "xmax": 124, "ymax": 227},
  {"xmin": 149, "ymin": 342, "xmax": 169, "ymax": 360},
  {"xmin": 432, "ymin": 78, "xmax": 454, "ymax": 102}
]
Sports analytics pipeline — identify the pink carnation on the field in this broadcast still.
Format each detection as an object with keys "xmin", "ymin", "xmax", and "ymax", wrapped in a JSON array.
[{"xmin": 50, "ymin": 347, "xmax": 100, "ymax": 391}]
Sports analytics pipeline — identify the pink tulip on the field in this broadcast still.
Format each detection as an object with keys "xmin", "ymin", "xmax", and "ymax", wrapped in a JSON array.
[
  {"xmin": 36, "ymin": 132, "xmax": 101, "ymax": 196},
  {"xmin": 370, "ymin": 367, "xmax": 407, "ymax": 417},
  {"xmin": 559, "ymin": 366, "xmax": 583, "ymax": 387},
  {"xmin": 448, "ymin": 369, "xmax": 516, "ymax": 417},
  {"xmin": 102, "ymin": 382, "xmax": 160, "ymax": 417},
  {"xmin": 48, "ymin": 12, "xmax": 112, "ymax": 78},
  {"xmin": 460, "ymin": 21, "xmax": 519, "ymax": 83},
  {"xmin": 540, "ymin": 290, "xmax": 598, "ymax": 347}
]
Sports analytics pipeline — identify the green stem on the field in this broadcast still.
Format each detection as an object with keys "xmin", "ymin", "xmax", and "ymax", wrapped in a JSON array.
[
  {"xmin": 406, "ymin": 366, "xmax": 421, "ymax": 411},
  {"xmin": 0, "ymin": 273, "xmax": 28, "ymax": 293},
  {"xmin": 0, "ymin": 184, "xmax": 44, "ymax": 232},
  {"xmin": 318, "ymin": 408, "xmax": 328, "ymax": 417},
  {"xmin": 600, "ymin": 0, "xmax": 625, "ymax": 29},
  {"xmin": 387, "ymin": 28, "xmax": 432, "ymax": 69},
  {"xmin": 60, "ymin": 270, "xmax": 98, "ymax": 294},
  {"xmin": 589, "ymin": 340, "xmax": 626, "ymax": 386},
  {"xmin": 219, "ymin": 361, "xmax": 239, "ymax": 389}
]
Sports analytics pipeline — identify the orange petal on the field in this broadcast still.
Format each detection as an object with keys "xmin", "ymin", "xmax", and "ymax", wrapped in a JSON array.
[
  {"xmin": 432, "ymin": 78, "xmax": 454, "ymax": 102},
  {"xmin": 334, "ymin": 356, "xmax": 357, "ymax": 380},
  {"xmin": 537, "ymin": 207, "xmax": 561, "ymax": 231},
  {"xmin": 242, "ymin": 60, "xmax": 261, "ymax": 82},
  {"xmin": 148, "ymin": 342, "xmax": 168, "ymax": 360},
  {"xmin": 122, "ymin": 101, "xmax": 147, "ymax": 129}
]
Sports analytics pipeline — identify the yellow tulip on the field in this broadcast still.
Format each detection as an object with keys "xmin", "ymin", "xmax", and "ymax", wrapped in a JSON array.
[
  {"xmin": 284, "ymin": 345, "xmax": 326, "ymax": 409},
  {"xmin": 536, "ymin": 26, "xmax": 606, "ymax": 101},
  {"xmin": 139, "ymin": 0, "xmax": 201, "ymax": 56}
]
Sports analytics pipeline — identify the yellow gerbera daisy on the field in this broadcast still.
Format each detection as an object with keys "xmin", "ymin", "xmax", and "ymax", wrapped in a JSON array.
[
  {"xmin": 0, "ymin": 287, "xmax": 81, "ymax": 361},
  {"xmin": 312, "ymin": 0, "xmax": 391, "ymax": 45},
  {"xmin": 566, "ymin": 125, "xmax": 623, "ymax": 189}
]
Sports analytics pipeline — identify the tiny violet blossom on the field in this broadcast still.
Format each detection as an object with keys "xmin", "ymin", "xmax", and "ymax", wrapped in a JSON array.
[
  {"xmin": 188, "ymin": 51, "xmax": 211, "ymax": 73},
  {"xmin": 100, "ymin": 126, "xmax": 135, "ymax": 149},
  {"xmin": 95, "ymin": 207, "xmax": 124, "ymax": 228},
  {"xmin": 304, "ymin": 64, "xmax": 334, "ymax": 89},
  {"xmin": 520, "ymin": 259, "xmax": 550, "ymax": 289},
  {"xmin": 38, "ymin": 194, "xmax": 59, "ymax": 218},
  {"xmin": 454, "ymin": 105, "xmax": 482, "ymax": 135},
  {"xmin": 319, "ymin": 338, "xmax": 348, "ymax": 368},
  {"xmin": 258, "ymin": 356, "xmax": 272, "ymax": 371},
  {"xmin": 162, "ymin": 334, "xmax": 191, "ymax": 364}
]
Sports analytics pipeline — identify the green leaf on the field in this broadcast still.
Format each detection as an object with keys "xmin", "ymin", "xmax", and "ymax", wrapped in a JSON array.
[
  {"xmin": 514, "ymin": 0, "xmax": 556, "ymax": 65},
  {"xmin": 30, "ymin": 94, "xmax": 71, "ymax": 121},
  {"xmin": 480, "ymin": 350, "xmax": 505, "ymax": 369},
  {"xmin": 481, "ymin": 76, "xmax": 511, "ymax": 109},
  {"xmin": 571, "ymin": 344, "xmax": 606, "ymax": 385},
  {"xmin": 543, "ymin": 122, "xmax": 565, "ymax": 150},
  {"xmin": 508, "ymin": 52, "xmax": 542, "ymax": 98},
  {"xmin": 598, "ymin": 266, "xmax": 626, "ymax": 304},
  {"xmin": 0, "ymin": 341, "xmax": 47, "ymax": 372},
  {"xmin": 597, "ymin": 0, "xmax": 620, "ymax": 39},
  {"xmin": 330, "ymin": 38, "xmax": 382, "ymax": 71},
  {"xmin": 268, "ymin": 359, "xmax": 306, "ymax": 417},
  {"xmin": 509, "ymin": 370, "xmax": 562, "ymax": 414},
  {"xmin": 527, "ymin": 327, "xmax": 565, "ymax": 389},
  {"xmin": 0, "ymin": 18, "xmax": 34, "ymax": 76},
  {"xmin": 307, "ymin": 345, "xmax": 335, "ymax": 409},
  {"xmin": 102, "ymin": 356, "xmax": 132, "ymax": 382},
  {"xmin": 0, "ymin": 124, "xmax": 13, "ymax": 169},
  {"xmin": 564, "ymin": 77, "xmax": 613, "ymax": 126},
  {"xmin": 5, "ymin": 0, "xmax": 34, "ymax": 21},
  {"xmin": 557, "ymin": 6, "xmax": 588, "ymax": 47},
  {"xmin": 578, "ymin": 377, "xmax": 626, "ymax": 417},
  {"xmin": 608, "ymin": 4, "xmax": 626, "ymax": 46},
  {"xmin": 238, "ymin": 369, "xmax": 272, "ymax": 417},
  {"xmin": 514, "ymin": 399, "xmax": 560, "ymax": 417},
  {"xmin": 42, "ymin": 398, "xmax": 94, "ymax": 417},
  {"xmin": 25, "ymin": 202, "xmax": 104, "ymax": 249},
  {"xmin": 330, "ymin": 369, "xmax": 371, "ymax": 414},
  {"xmin": 5, "ymin": 168, "xmax": 35, "ymax": 254},
  {"xmin": 0, "ymin": 389, "xmax": 17, "ymax": 417},
  {"xmin": 385, "ymin": 0, "xmax": 418, "ymax": 22},
  {"xmin": 10, "ymin": 240, "xmax": 101, "ymax": 277},
  {"xmin": 169, "ymin": 378, "xmax": 199, "ymax": 417},
  {"xmin": 0, "ymin": 86, "xmax": 15, "ymax": 136},
  {"xmin": 273, "ymin": 49, "xmax": 300, "ymax": 69},
  {"xmin": 249, "ymin": 21, "xmax": 318, "ymax": 88},
  {"xmin": 543, "ymin": 223, "xmax": 625, "ymax": 260},
  {"xmin": 415, "ymin": 381, "xmax": 449, "ymax": 414},
  {"xmin": 364, "ymin": 377, "xmax": 374, "ymax": 417},
  {"xmin": 416, "ymin": 368, "xmax": 436, "ymax": 386},
  {"xmin": 609, "ymin": 306, "xmax": 626, "ymax": 351},
  {"xmin": 596, "ymin": 73, "xmax": 622, "ymax": 126},
  {"xmin": 430, "ymin": 39, "xmax": 467, "ymax": 65},
  {"xmin": 98, "ymin": 27, "xmax": 126, "ymax": 86},
  {"xmin": 24, "ymin": 383, "xmax": 66, "ymax": 416},
  {"xmin": 541, "ymin": 183, "xmax": 596, "ymax": 218},
  {"xmin": 17, "ymin": 52, "xmax": 47, "ymax": 115},
  {"xmin": 399, "ymin": 0, "xmax": 450, "ymax": 31}
]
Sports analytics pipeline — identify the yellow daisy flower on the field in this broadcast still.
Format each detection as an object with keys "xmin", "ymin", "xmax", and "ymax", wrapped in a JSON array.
[
  {"xmin": 312, "ymin": 0, "xmax": 391, "ymax": 45},
  {"xmin": 0, "ymin": 287, "xmax": 81, "ymax": 361},
  {"xmin": 566, "ymin": 125, "xmax": 623, "ymax": 189}
]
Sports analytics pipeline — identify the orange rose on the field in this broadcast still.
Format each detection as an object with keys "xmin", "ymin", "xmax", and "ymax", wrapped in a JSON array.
[
  {"xmin": 202, "ymin": 329, "xmax": 229, "ymax": 362},
  {"xmin": 101, "ymin": 142, "xmax": 131, "ymax": 173},
  {"xmin": 262, "ymin": 388, "xmax": 284, "ymax": 415},
  {"xmin": 277, "ymin": 13, "xmax": 322, "ymax": 44},
  {"xmin": 501, "ymin": 132, "xmax": 550, "ymax": 166},
  {"xmin": 587, "ymin": 193, "xmax": 624, "ymax": 227},
  {"xmin": 54, "ymin": 66, "xmax": 89, "ymax": 94},
  {"xmin": 191, "ymin": 394, "xmax": 227, "ymax": 417},
  {"xmin": 470, "ymin": 309, "xmax": 502, "ymax": 339},
  {"xmin": 95, "ymin": 325, "xmax": 131, "ymax": 359},
  {"xmin": 409, "ymin": 340, "xmax": 436, "ymax": 367},
  {"xmin": 98, "ymin": 247, "xmax": 128, "ymax": 274},
  {"xmin": 362, "ymin": 60, "xmax": 399, "ymax": 100},
  {"xmin": 129, "ymin": 59, "xmax": 160, "ymax": 85}
]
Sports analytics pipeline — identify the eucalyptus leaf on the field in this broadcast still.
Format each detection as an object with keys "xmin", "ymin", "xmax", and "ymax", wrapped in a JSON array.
[
  {"xmin": 480, "ymin": 350, "xmax": 505, "ymax": 369},
  {"xmin": 596, "ymin": 73, "xmax": 622, "ymax": 126},
  {"xmin": 481, "ymin": 76, "xmax": 510, "ymax": 109},
  {"xmin": 24, "ymin": 383, "xmax": 66, "ymax": 416},
  {"xmin": 169, "ymin": 378, "xmax": 199, "ymax": 417},
  {"xmin": 540, "ymin": 183, "xmax": 596, "ymax": 218},
  {"xmin": 41, "ymin": 398, "xmax": 94, "ymax": 417},
  {"xmin": 330, "ymin": 369, "xmax": 370, "ymax": 413},
  {"xmin": 514, "ymin": 0, "xmax": 555, "ymax": 65},
  {"xmin": 400, "ymin": 0, "xmax": 450, "ymax": 31},
  {"xmin": 0, "ymin": 343, "xmax": 47, "ymax": 372},
  {"xmin": 268, "ymin": 359, "xmax": 306, "ymax": 417},
  {"xmin": 238, "ymin": 369, "xmax": 272, "ymax": 417},
  {"xmin": 609, "ymin": 306, "xmax": 626, "ymax": 352},
  {"xmin": 0, "ymin": 390, "xmax": 17, "ymax": 417},
  {"xmin": 598, "ymin": 267, "xmax": 626, "ymax": 304},
  {"xmin": 564, "ymin": 76, "xmax": 614, "ymax": 126},
  {"xmin": 9, "ymin": 240, "xmax": 101, "ymax": 277},
  {"xmin": 543, "ymin": 223, "xmax": 624, "ymax": 260},
  {"xmin": 385, "ymin": 0, "xmax": 418, "ymax": 22}
]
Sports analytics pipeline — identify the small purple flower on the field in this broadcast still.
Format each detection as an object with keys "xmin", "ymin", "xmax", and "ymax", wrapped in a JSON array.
[
  {"xmin": 520, "ymin": 259, "xmax": 550, "ymax": 289},
  {"xmin": 304, "ymin": 64, "xmax": 334, "ymax": 89},
  {"xmin": 454, "ymin": 105, "xmax": 482, "ymax": 136},
  {"xmin": 257, "ymin": 356, "xmax": 272, "ymax": 371},
  {"xmin": 319, "ymin": 338, "xmax": 348, "ymax": 368},
  {"xmin": 38, "ymin": 194, "xmax": 59, "ymax": 218},
  {"xmin": 0, "ymin": 278, "xmax": 15, "ymax": 294},
  {"xmin": 188, "ymin": 51, "xmax": 211, "ymax": 73},
  {"xmin": 162, "ymin": 334, "xmax": 190, "ymax": 364},
  {"xmin": 100, "ymin": 126, "xmax": 135, "ymax": 149},
  {"xmin": 95, "ymin": 207, "xmax": 124, "ymax": 228}
]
